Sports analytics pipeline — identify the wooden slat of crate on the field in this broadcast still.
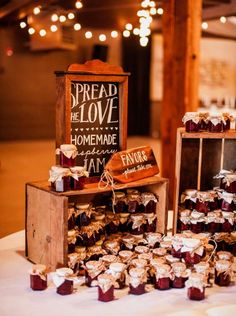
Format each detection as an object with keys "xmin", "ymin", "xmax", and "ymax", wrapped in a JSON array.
[
  {"xmin": 173, "ymin": 128, "xmax": 236, "ymax": 233},
  {"xmin": 26, "ymin": 176, "xmax": 169, "ymax": 270},
  {"xmin": 26, "ymin": 185, "xmax": 68, "ymax": 269}
]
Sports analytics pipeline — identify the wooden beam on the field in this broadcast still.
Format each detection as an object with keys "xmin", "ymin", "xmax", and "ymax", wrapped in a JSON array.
[
  {"xmin": 161, "ymin": 0, "xmax": 202, "ymax": 208},
  {"xmin": 202, "ymin": 0, "xmax": 236, "ymax": 20}
]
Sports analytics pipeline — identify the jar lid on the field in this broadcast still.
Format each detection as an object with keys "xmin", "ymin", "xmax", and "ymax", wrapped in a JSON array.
[
  {"xmin": 122, "ymin": 235, "xmax": 135, "ymax": 243},
  {"xmin": 101, "ymin": 255, "xmax": 117, "ymax": 264},
  {"xmin": 171, "ymin": 262, "xmax": 186, "ymax": 273},
  {"xmin": 182, "ymin": 237, "xmax": 201, "ymax": 248},
  {"xmin": 104, "ymin": 240, "xmax": 119, "ymax": 249},
  {"xmin": 85, "ymin": 260, "xmax": 104, "ymax": 270},
  {"xmin": 130, "ymin": 214, "xmax": 144, "ymax": 220},
  {"xmin": 216, "ymin": 251, "xmax": 233, "ymax": 261},
  {"xmin": 194, "ymin": 261, "xmax": 209, "ymax": 273},
  {"xmin": 215, "ymin": 259, "xmax": 231, "ymax": 271},
  {"xmin": 145, "ymin": 232, "xmax": 162, "ymax": 243},
  {"xmin": 135, "ymin": 245, "xmax": 149, "ymax": 254},
  {"xmin": 68, "ymin": 229, "xmax": 77, "ymax": 237},
  {"xmin": 191, "ymin": 210, "xmax": 205, "ymax": 220},
  {"xmin": 114, "ymin": 191, "xmax": 125, "ymax": 198},
  {"xmin": 188, "ymin": 272, "xmax": 204, "ymax": 282},
  {"xmin": 94, "ymin": 213, "xmax": 105, "ymax": 221},
  {"xmin": 119, "ymin": 213, "xmax": 130, "ymax": 218},
  {"xmin": 75, "ymin": 246, "xmax": 86, "ymax": 253},
  {"xmin": 165, "ymin": 255, "xmax": 180, "ymax": 264},
  {"xmin": 184, "ymin": 189, "xmax": 198, "ymax": 197},
  {"xmin": 109, "ymin": 262, "xmax": 126, "ymax": 272},
  {"xmin": 150, "ymin": 258, "xmax": 166, "ymax": 267},
  {"xmin": 68, "ymin": 252, "xmax": 79, "ymax": 261},
  {"xmin": 30, "ymin": 264, "xmax": 47, "ymax": 274},
  {"xmin": 75, "ymin": 203, "xmax": 90, "ymax": 210},
  {"xmin": 160, "ymin": 241, "xmax": 172, "ymax": 249},
  {"xmin": 126, "ymin": 189, "xmax": 139, "ymax": 195},
  {"xmin": 119, "ymin": 250, "xmax": 133, "ymax": 260},
  {"xmin": 152, "ymin": 247, "xmax": 167, "ymax": 256},
  {"xmin": 129, "ymin": 267, "xmax": 145, "ymax": 278},
  {"xmin": 141, "ymin": 192, "xmax": 156, "ymax": 199},
  {"xmin": 56, "ymin": 267, "xmax": 73, "ymax": 277},
  {"xmin": 155, "ymin": 263, "xmax": 171, "ymax": 273},
  {"xmin": 138, "ymin": 253, "xmax": 153, "ymax": 262},
  {"xmin": 60, "ymin": 144, "xmax": 77, "ymax": 151},
  {"xmin": 131, "ymin": 258, "xmax": 147, "ymax": 268},
  {"xmin": 97, "ymin": 273, "xmax": 114, "ymax": 285}
]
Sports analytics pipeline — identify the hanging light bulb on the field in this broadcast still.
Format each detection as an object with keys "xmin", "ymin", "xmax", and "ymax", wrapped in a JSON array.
[
  {"xmin": 50, "ymin": 25, "xmax": 58, "ymax": 32},
  {"xmin": 51, "ymin": 14, "xmax": 58, "ymax": 22},
  {"xmin": 133, "ymin": 28, "xmax": 140, "ymax": 35},
  {"xmin": 123, "ymin": 30, "xmax": 130, "ymax": 37},
  {"xmin": 157, "ymin": 8, "xmax": 164, "ymax": 15},
  {"xmin": 99, "ymin": 34, "xmax": 106, "ymax": 42},
  {"xmin": 75, "ymin": 1, "xmax": 83, "ymax": 9},
  {"xmin": 39, "ymin": 29, "xmax": 46, "ymax": 37},
  {"xmin": 28, "ymin": 27, "xmax": 35, "ymax": 35},
  {"xmin": 85, "ymin": 31, "xmax": 92, "ymax": 38},
  {"xmin": 20, "ymin": 21, "xmax": 27, "ymax": 29},
  {"xmin": 68, "ymin": 12, "xmax": 75, "ymax": 20},
  {"xmin": 140, "ymin": 37, "xmax": 149, "ymax": 47},
  {"xmin": 220, "ymin": 16, "xmax": 227, "ymax": 23},
  {"xmin": 111, "ymin": 30, "xmax": 118, "ymax": 38},
  {"xmin": 150, "ymin": 8, "xmax": 157, "ymax": 15},
  {"xmin": 59, "ymin": 15, "xmax": 66, "ymax": 22},
  {"xmin": 33, "ymin": 6, "xmax": 41, "ymax": 15},
  {"xmin": 125, "ymin": 23, "xmax": 133, "ymax": 30},
  {"xmin": 74, "ymin": 23, "xmax": 81, "ymax": 31},
  {"xmin": 201, "ymin": 22, "xmax": 208, "ymax": 30}
]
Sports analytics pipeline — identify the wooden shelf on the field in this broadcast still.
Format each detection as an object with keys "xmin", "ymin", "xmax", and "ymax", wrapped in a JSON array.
[{"xmin": 178, "ymin": 127, "xmax": 236, "ymax": 139}]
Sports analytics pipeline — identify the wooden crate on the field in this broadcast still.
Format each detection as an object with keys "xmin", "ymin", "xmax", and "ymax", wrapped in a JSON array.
[
  {"xmin": 173, "ymin": 127, "xmax": 236, "ymax": 233},
  {"xmin": 26, "ymin": 176, "xmax": 169, "ymax": 270}
]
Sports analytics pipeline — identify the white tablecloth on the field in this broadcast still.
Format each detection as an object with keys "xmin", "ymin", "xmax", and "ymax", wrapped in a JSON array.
[{"xmin": 1, "ymin": 231, "xmax": 236, "ymax": 316}]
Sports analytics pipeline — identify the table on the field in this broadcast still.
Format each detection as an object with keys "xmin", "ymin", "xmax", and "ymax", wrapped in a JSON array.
[{"xmin": 1, "ymin": 230, "xmax": 236, "ymax": 316}]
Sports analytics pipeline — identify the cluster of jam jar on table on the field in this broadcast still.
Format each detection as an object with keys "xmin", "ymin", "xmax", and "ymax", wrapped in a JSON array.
[
  {"xmin": 29, "ymin": 232, "xmax": 235, "ymax": 302},
  {"xmin": 182, "ymin": 112, "xmax": 235, "ymax": 133},
  {"xmin": 178, "ymin": 169, "xmax": 236, "ymax": 254},
  {"xmin": 48, "ymin": 144, "xmax": 89, "ymax": 192}
]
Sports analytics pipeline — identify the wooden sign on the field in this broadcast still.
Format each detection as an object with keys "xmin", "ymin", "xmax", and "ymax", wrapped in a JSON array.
[
  {"xmin": 105, "ymin": 146, "xmax": 159, "ymax": 183},
  {"xmin": 55, "ymin": 60, "xmax": 129, "ymax": 177}
]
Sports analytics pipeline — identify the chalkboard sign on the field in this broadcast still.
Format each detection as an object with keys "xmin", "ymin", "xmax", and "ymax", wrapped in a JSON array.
[{"xmin": 55, "ymin": 60, "xmax": 129, "ymax": 177}]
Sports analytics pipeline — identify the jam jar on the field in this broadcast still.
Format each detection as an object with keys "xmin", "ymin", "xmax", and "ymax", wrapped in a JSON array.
[
  {"xmin": 208, "ymin": 114, "xmax": 224, "ymax": 132},
  {"xmin": 68, "ymin": 229, "xmax": 77, "ymax": 253},
  {"xmin": 92, "ymin": 213, "xmax": 106, "ymax": 241},
  {"xmin": 135, "ymin": 245, "xmax": 149, "ymax": 255},
  {"xmin": 127, "ymin": 193, "xmax": 141, "ymax": 213},
  {"xmin": 68, "ymin": 203, "xmax": 75, "ymax": 230},
  {"xmin": 56, "ymin": 144, "xmax": 78, "ymax": 168},
  {"xmin": 103, "ymin": 240, "xmax": 120, "ymax": 256},
  {"xmin": 119, "ymin": 250, "xmax": 134, "ymax": 264},
  {"xmin": 86, "ymin": 245, "xmax": 106, "ymax": 261},
  {"xmin": 107, "ymin": 262, "xmax": 126, "ymax": 289},
  {"xmin": 130, "ymin": 258, "xmax": 147, "ymax": 270},
  {"xmin": 194, "ymin": 262, "xmax": 210, "ymax": 285},
  {"xmin": 97, "ymin": 274, "xmax": 115, "ymax": 302},
  {"xmin": 214, "ymin": 232, "xmax": 228, "ymax": 251},
  {"xmin": 52, "ymin": 268, "xmax": 74, "ymax": 295},
  {"xmin": 186, "ymin": 273, "xmax": 205, "ymax": 300},
  {"xmin": 223, "ymin": 173, "xmax": 236, "ymax": 193},
  {"xmin": 196, "ymin": 191, "xmax": 215, "ymax": 213},
  {"xmin": 85, "ymin": 261, "xmax": 105, "ymax": 287},
  {"xmin": 181, "ymin": 189, "xmax": 197, "ymax": 210},
  {"xmin": 178, "ymin": 214, "xmax": 191, "ymax": 232},
  {"xmin": 77, "ymin": 225, "xmax": 96, "ymax": 247},
  {"xmin": 171, "ymin": 234, "xmax": 184, "ymax": 259},
  {"xmin": 205, "ymin": 212, "xmax": 221, "ymax": 233},
  {"xmin": 153, "ymin": 264, "xmax": 171, "ymax": 290},
  {"xmin": 129, "ymin": 268, "xmax": 147, "ymax": 295},
  {"xmin": 29, "ymin": 264, "xmax": 47, "ymax": 291},
  {"xmin": 222, "ymin": 211, "xmax": 234, "ymax": 232},
  {"xmin": 49, "ymin": 166, "xmax": 71, "ymax": 192},
  {"xmin": 171, "ymin": 262, "xmax": 188, "ymax": 288},
  {"xmin": 182, "ymin": 238, "xmax": 204, "ymax": 265},
  {"xmin": 100, "ymin": 254, "xmax": 117, "ymax": 269},
  {"xmin": 113, "ymin": 191, "xmax": 127, "ymax": 213},
  {"xmin": 215, "ymin": 260, "xmax": 232, "ymax": 286},
  {"xmin": 105, "ymin": 213, "xmax": 120, "ymax": 235},
  {"xmin": 159, "ymin": 240, "xmax": 172, "ymax": 254},
  {"xmin": 74, "ymin": 246, "xmax": 87, "ymax": 275},
  {"xmin": 199, "ymin": 112, "xmax": 209, "ymax": 131},
  {"xmin": 70, "ymin": 166, "xmax": 88, "ymax": 190},
  {"xmin": 190, "ymin": 213, "xmax": 205, "ymax": 234},
  {"xmin": 144, "ymin": 213, "xmax": 157, "ymax": 232},
  {"xmin": 222, "ymin": 112, "xmax": 234, "ymax": 131},
  {"xmin": 75, "ymin": 203, "xmax": 92, "ymax": 227},
  {"xmin": 182, "ymin": 112, "xmax": 200, "ymax": 132},
  {"xmin": 140, "ymin": 192, "xmax": 158, "ymax": 213},
  {"xmin": 119, "ymin": 213, "xmax": 130, "ymax": 232},
  {"xmin": 145, "ymin": 232, "xmax": 162, "ymax": 248},
  {"xmin": 121, "ymin": 235, "xmax": 135, "ymax": 251},
  {"xmin": 129, "ymin": 214, "xmax": 145, "ymax": 235},
  {"xmin": 220, "ymin": 191, "xmax": 235, "ymax": 212}
]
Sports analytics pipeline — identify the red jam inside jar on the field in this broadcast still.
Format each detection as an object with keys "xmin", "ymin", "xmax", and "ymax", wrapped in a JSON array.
[
  {"xmin": 141, "ymin": 192, "xmax": 157, "ymax": 213},
  {"xmin": 105, "ymin": 213, "xmax": 120, "ymax": 235},
  {"xmin": 30, "ymin": 265, "xmax": 47, "ymax": 291},
  {"xmin": 97, "ymin": 274, "xmax": 115, "ymax": 302},
  {"xmin": 144, "ymin": 213, "xmax": 157, "ymax": 232},
  {"xmin": 172, "ymin": 276, "xmax": 187, "ymax": 289},
  {"xmin": 182, "ymin": 112, "xmax": 200, "ymax": 132},
  {"xmin": 75, "ymin": 203, "xmax": 91, "ymax": 227},
  {"xmin": 215, "ymin": 260, "xmax": 232, "ymax": 287},
  {"xmin": 129, "ymin": 283, "xmax": 146, "ymax": 295},
  {"xmin": 127, "ymin": 193, "xmax": 141, "ymax": 213},
  {"xmin": 59, "ymin": 144, "xmax": 77, "ymax": 168},
  {"xmin": 129, "ymin": 214, "xmax": 145, "ymax": 235},
  {"xmin": 190, "ymin": 220, "xmax": 205, "ymax": 234},
  {"xmin": 129, "ymin": 268, "xmax": 146, "ymax": 295},
  {"xmin": 57, "ymin": 279, "xmax": 73, "ymax": 295},
  {"xmin": 186, "ymin": 273, "xmax": 205, "ymax": 300},
  {"xmin": 155, "ymin": 277, "xmax": 170, "ymax": 290},
  {"xmin": 113, "ymin": 191, "xmax": 127, "ymax": 213},
  {"xmin": 187, "ymin": 287, "xmax": 205, "ymax": 300}
]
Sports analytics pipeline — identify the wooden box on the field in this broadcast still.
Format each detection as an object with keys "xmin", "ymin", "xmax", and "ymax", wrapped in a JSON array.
[
  {"xmin": 26, "ymin": 176, "xmax": 168, "ymax": 270},
  {"xmin": 174, "ymin": 128, "xmax": 236, "ymax": 232}
]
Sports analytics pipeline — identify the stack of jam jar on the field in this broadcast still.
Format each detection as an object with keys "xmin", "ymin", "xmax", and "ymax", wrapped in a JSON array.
[
  {"xmin": 67, "ymin": 189, "xmax": 158, "ymax": 255},
  {"xmin": 178, "ymin": 169, "xmax": 236, "ymax": 255},
  {"xmin": 30, "ymin": 232, "xmax": 235, "ymax": 302},
  {"xmin": 48, "ymin": 144, "xmax": 89, "ymax": 192},
  {"xmin": 182, "ymin": 112, "xmax": 235, "ymax": 133}
]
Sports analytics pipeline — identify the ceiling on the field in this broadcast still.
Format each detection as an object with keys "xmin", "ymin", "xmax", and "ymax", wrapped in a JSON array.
[{"xmin": 0, "ymin": 0, "xmax": 236, "ymax": 39}]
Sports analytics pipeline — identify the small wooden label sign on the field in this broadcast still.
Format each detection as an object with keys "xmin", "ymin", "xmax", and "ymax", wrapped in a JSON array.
[{"xmin": 105, "ymin": 146, "xmax": 159, "ymax": 183}]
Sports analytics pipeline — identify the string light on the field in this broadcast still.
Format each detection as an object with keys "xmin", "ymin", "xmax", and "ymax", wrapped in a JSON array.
[
  {"xmin": 51, "ymin": 14, "xmax": 58, "ymax": 22},
  {"xmin": 20, "ymin": 21, "xmax": 27, "ymax": 29},
  {"xmin": 39, "ymin": 29, "xmax": 46, "ymax": 37},
  {"xmin": 33, "ymin": 6, "xmax": 41, "ymax": 15},
  {"xmin": 74, "ymin": 23, "xmax": 81, "ymax": 31},
  {"xmin": 50, "ymin": 25, "xmax": 58, "ymax": 32},
  {"xmin": 85, "ymin": 31, "xmax": 92, "ymax": 39},
  {"xmin": 123, "ymin": 30, "xmax": 130, "ymax": 37},
  {"xmin": 125, "ymin": 23, "xmax": 133, "ymax": 30},
  {"xmin": 68, "ymin": 12, "xmax": 75, "ymax": 20},
  {"xmin": 220, "ymin": 16, "xmax": 227, "ymax": 23},
  {"xmin": 28, "ymin": 27, "xmax": 35, "ymax": 35},
  {"xmin": 111, "ymin": 30, "xmax": 118, "ymax": 38},
  {"xmin": 75, "ymin": 1, "xmax": 83, "ymax": 9},
  {"xmin": 140, "ymin": 36, "xmax": 149, "ymax": 47},
  {"xmin": 201, "ymin": 22, "xmax": 208, "ymax": 30},
  {"xmin": 99, "ymin": 34, "xmax": 106, "ymax": 42},
  {"xmin": 133, "ymin": 28, "xmax": 140, "ymax": 35},
  {"xmin": 157, "ymin": 8, "xmax": 164, "ymax": 15},
  {"xmin": 150, "ymin": 8, "xmax": 157, "ymax": 15},
  {"xmin": 59, "ymin": 15, "xmax": 66, "ymax": 22}
]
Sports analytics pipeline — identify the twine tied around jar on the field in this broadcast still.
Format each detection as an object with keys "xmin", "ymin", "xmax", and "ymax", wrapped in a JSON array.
[
  {"xmin": 98, "ymin": 170, "xmax": 118, "ymax": 213},
  {"xmin": 206, "ymin": 239, "xmax": 217, "ymax": 263}
]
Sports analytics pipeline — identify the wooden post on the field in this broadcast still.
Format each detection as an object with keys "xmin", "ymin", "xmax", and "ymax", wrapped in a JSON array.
[{"xmin": 161, "ymin": 0, "xmax": 202, "ymax": 207}]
